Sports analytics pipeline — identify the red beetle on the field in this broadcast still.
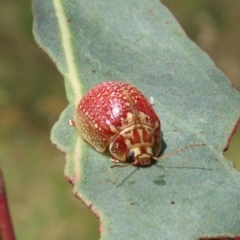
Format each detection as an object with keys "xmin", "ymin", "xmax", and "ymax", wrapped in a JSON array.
[{"xmin": 72, "ymin": 81, "xmax": 161, "ymax": 166}]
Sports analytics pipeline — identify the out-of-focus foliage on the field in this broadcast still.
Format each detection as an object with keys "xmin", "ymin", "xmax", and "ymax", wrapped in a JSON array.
[
  {"xmin": 0, "ymin": 0, "xmax": 239, "ymax": 239},
  {"xmin": 162, "ymin": 0, "xmax": 240, "ymax": 91}
]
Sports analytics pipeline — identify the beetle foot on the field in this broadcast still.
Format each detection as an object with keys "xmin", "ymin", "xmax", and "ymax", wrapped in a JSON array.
[
  {"xmin": 110, "ymin": 158, "xmax": 119, "ymax": 163},
  {"xmin": 149, "ymin": 96, "xmax": 154, "ymax": 106},
  {"xmin": 68, "ymin": 120, "xmax": 75, "ymax": 126}
]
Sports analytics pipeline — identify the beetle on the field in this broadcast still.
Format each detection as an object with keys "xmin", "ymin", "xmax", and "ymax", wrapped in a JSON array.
[{"xmin": 71, "ymin": 81, "xmax": 161, "ymax": 166}]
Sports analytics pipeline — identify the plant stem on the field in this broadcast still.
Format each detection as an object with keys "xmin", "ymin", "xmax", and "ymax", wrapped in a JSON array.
[{"xmin": 0, "ymin": 169, "xmax": 15, "ymax": 240}]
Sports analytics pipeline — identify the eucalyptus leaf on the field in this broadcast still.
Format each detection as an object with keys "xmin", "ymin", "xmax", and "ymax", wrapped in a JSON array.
[{"xmin": 33, "ymin": 0, "xmax": 240, "ymax": 239}]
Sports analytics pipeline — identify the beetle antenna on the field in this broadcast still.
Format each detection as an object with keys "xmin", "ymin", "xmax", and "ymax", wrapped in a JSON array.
[{"xmin": 153, "ymin": 143, "xmax": 205, "ymax": 161}]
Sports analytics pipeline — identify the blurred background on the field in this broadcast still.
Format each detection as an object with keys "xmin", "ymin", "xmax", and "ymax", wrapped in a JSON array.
[{"xmin": 0, "ymin": 0, "xmax": 239, "ymax": 239}]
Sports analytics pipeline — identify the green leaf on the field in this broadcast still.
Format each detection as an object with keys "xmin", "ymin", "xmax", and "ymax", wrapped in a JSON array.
[{"xmin": 33, "ymin": 0, "xmax": 240, "ymax": 239}]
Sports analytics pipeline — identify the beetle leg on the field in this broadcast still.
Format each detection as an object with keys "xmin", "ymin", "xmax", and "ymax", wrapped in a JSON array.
[
  {"xmin": 111, "ymin": 163, "xmax": 132, "ymax": 168},
  {"xmin": 110, "ymin": 158, "xmax": 133, "ymax": 168}
]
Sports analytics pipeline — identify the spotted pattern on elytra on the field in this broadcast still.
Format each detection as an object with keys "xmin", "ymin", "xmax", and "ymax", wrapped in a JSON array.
[{"xmin": 74, "ymin": 81, "xmax": 161, "ymax": 165}]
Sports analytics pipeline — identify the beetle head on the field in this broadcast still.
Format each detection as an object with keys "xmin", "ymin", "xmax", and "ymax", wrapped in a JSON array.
[{"xmin": 126, "ymin": 146, "xmax": 154, "ymax": 166}]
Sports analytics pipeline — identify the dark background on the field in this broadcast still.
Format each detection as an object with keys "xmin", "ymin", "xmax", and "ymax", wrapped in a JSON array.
[{"xmin": 0, "ymin": 1, "xmax": 239, "ymax": 239}]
